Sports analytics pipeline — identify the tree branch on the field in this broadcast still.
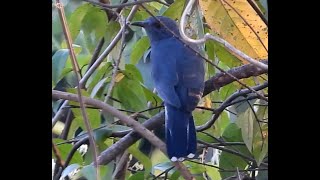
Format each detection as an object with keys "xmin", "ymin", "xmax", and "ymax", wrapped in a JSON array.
[
  {"xmin": 203, "ymin": 60, "xmax": 267, "ymax": 96},
  {"xmin": 52, "ymin": 5, "xmax": 140, "ymax": 127},
  {"xmin": 197, "ymin": 82, "xmax": 268, "ymax": 131},
  {"xmin": 52, "ymin": 91, "xmax": 195, "ymax": 180},
  {"xmin": 55, "ymin": 1, "xmax": 99, "ymax": 178}
]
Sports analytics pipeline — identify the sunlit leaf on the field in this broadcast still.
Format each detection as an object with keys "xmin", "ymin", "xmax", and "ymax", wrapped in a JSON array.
[{"xmin": 199, "ymin": 0, "xmax": 268, "ymax": 62}]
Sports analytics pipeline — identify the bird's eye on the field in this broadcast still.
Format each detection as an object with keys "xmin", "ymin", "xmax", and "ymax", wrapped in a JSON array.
[{"xmin": 154, "ymin": 22, "xmax": 161, "ymax": 29}]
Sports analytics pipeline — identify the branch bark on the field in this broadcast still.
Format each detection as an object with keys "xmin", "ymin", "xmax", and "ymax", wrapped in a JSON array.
[{"xmin": 203, "ymin": 60, "xmax": 267, "ymax": 96}]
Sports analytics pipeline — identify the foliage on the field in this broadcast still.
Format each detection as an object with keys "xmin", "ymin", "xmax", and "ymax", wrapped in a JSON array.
[{"xmin": 52, "ymin": 0, "xmax": 268, "ymax": 179}]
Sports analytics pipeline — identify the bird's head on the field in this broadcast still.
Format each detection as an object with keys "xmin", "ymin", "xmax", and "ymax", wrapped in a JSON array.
[{"xmin": 131, "ymin": 16, "xmax": 180, "ymax": 42}]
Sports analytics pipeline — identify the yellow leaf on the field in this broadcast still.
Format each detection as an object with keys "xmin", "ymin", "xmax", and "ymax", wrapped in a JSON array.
[
  {"xmin": 52, "ymin": 121, "xmax": 65, "ymax": 136},
  {"xmin": 199, "ymin": 0, "xmax": 268, "ymax": 62},
  {"xmin": 204, "ymin": 96, "xmax": 212, "ymax": 108},
  {"xmin": 115, "ymin": 72, "xmax": 124, "ymax": 82}
]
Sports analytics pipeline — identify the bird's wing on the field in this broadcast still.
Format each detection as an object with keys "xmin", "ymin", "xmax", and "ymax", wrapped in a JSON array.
[{"xmin": 151, "ymin": 48, "xmax": 181, "ymax": 108}]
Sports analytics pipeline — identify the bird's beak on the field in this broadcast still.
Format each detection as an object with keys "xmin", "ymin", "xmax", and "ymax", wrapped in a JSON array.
[{"xmin": 130, "ymin": 21, "xmax": 147, "ymax": 27}]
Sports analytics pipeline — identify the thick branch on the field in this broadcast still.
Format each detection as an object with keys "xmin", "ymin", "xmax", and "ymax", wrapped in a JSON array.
[{"xmin": 203, "ymin": 60, "xmax": 267, "ymax": 96}]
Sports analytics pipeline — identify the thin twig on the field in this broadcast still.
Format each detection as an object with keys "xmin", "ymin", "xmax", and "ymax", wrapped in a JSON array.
[
  {"xmin": 247, "ymin": 99, "xmax": 265, "ymax": 148},
  {"xmin": 112, "ymin": 151, "xmax": 130, "ymax": 179},
  {"xmin": 197, "ymin": 82, "xmax": 268, "ymax": 131},
  {"xmin": 236, "ymin": 167, "xmax": 241, "ymax": 180},
  {"xmin": 86, "ymin": 38, "xmax": 105, "ymax": 74},
  {"xmin": 59, "ymin": 109, "xmax": 73, "ymax": 139},
  {"xmin": 152, "ymin": 166, "xmax": 175, "ymax": 180},
  {"xmin": 247, "ymin": 0, "xmax": 268, "ymax": 26},
  {"xmin": 179, "ymin": 0, "xmax": 268, "ymax": 70},
  {"xmin": 196, "ymin": 106, "xmax": 237, "ymax": 115},
  {"xmin": 198, "ymin": 140, "xmax": 267, "ymax": 167},
  {"xmin": 187, "ymin": 159, "xmax": 224, "ymax": 170},
  {"xmin": 55, "ymin": 1, "xmax": 99, "ymax": 179},
  {"xmin": 52, "ymin": 140, "xmax": 65, "ymax": 168},
  {"xmin": 105, "ymin": 14, "xmax": 127, "ymax": 103},
  {"xmin": 52, "ymin": 4, "xmax": 139, "ymax": 127},
  {"xmin": 64, "ymin": 138, "xmax": 89, "ymax": 168}
]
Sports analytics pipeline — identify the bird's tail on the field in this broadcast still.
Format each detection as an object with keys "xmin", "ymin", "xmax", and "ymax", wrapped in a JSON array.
[{"xmin": 165, "ymin": 105, "xmax": 197, "ymax": 161}]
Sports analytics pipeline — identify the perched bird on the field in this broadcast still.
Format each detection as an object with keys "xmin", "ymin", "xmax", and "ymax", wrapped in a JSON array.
[{"xmin": 131, "ymin": 16, "xmax": 205, "ymax": 162}]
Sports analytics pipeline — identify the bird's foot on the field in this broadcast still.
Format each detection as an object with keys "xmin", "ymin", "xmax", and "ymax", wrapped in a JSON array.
[{"xmin": 170, "ymin": 156, "xmax": 185, "ymax": 162}]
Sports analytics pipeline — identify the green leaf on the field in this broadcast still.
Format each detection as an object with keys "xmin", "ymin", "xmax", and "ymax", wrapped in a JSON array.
[
  {"xmin": 206, "ymin": 167, "xmax": 221, "ymax": 180},
  {"xmin": 114, "ymin": 77, "xmax": 148, "ymax": 111},
  {"xmin": 219, "ymin": 123, "xmax": 252, "ymax": 179},
  {"xmin": 93, "ymin": 128, "xmax": 112, "ymax": 145},
  {"xmin": 69, "ymin": 3, "xmax": 92, "ymax": 40},
  {"xmin": 72, "ymin": 108, "xmax": 101, "ymax": 130},
  {"xmin": 141, "ymin": 85, "xmax": 162, "ymax": 115},
  {"xmin": 252, "ymin": 102, "xmax": 268, "ymax": 165},
  {"xmin": 219, "ymin": 151, "xmax": 247, "ymax": 179},
  {"xmin": 128, "ymin": 171, "xmax": 145, "ymax": 180},
  {"xmin": 52, "ymin": 139, "xmax": 83, "ymax": 165},
  {"xmin": 82, "ymin": 6, "xmax": 108, "ymax": 52},
  {"xmin": 82, "ymin": 7, "xmax": 108, "ymax": 39},
  {"xmin": 52, "ymin": 49, "xmax": 69, "ymax": 85},
  {"xmin": 87, "ymin": 62, "xmax": 112, "ymax": 93},
  {"xmin": 123, "ymin": 64, "xmax": 144, "ymax": 83},
  {"xmin": 193, "ymin": 109, "xmax": 212, "ymax": 126},
  {"xmin": 80, "ymin": 165, "xmax": 108, "ymax": 180},
  {"xmin": 214, "ymin": 42, "xmax": 241, "ymax": 68},
  {"xmin": 219, "ymin": 83, "xmax": 237, "ymax": 100},
  {"xmin": 212, "ymin": 111, "xmax": 230, "ymax": 137},
  {"xmin": 130, "ymin": 36, "xmax": 150, "ymax": 65},
  {"xmin": 90, "ymin": 77, "xmax": 108, "ymax": 98},
  {"xmin": 104, "ymin": 21, "xmax": 121, "ymax": 43},
  {"xmin": 205, "ymin": 40, "xmax": 216, "ymax": 78},
  {"xmin": 68, "ymin": 116, "xmax": 81, "ymax": 139},
  {"xmin": 185, "ymin": 161, "xmax": 206, "ymax": 174},
  {"xmin": 169, "ymin": 170, "xmax": 180, "ymax": 180},
  {"xmin": 128, "ymin": 142, "xmax": 152, "ymax": 179},
  {"xmin": 235, "ymin": 108, "xmax": 254, "ymax": 152},
  {"xmin": 64, "ymin": 54, "xmax": 91, "ymax": 72},
  {"xmin": 193, "ymin": 109, "xmax": 217, "ymax": 142},
  {"xmin": 163, "ymin": 0, "xmax": 186, "ymax": 20}
]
